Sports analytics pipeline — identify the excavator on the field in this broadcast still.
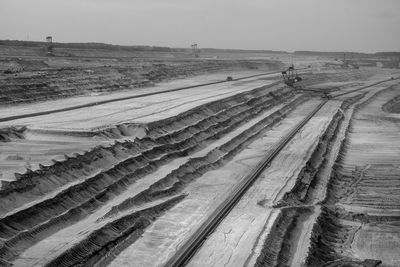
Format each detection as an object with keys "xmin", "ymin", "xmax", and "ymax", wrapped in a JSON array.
[
  {"xmin": 282, "ymin": 65, "xmax": 331, "ymax": 99},
  {"xmin": 281, "ymin": 64, "xmax": 302, "ymax": 87}
]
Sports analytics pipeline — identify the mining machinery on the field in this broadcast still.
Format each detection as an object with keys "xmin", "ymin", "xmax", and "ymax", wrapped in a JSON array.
[{"xmin": 281, "ymin": 64, "xmax": 302, "ymax": 87}]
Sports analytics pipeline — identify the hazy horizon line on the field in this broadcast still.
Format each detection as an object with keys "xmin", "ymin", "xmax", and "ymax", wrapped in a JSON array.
[{"xmin": 1, "ymin": 39, "xmax": 399, "ymax": 55}]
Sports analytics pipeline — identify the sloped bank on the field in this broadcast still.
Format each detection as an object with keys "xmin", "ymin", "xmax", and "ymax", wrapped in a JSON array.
[
  {"xmin": 306, "ymin": 85, "xmax": 400, "ymax": 266},
  {"xmin": 0, "ymin": 83, "xmax": 303, "ymax": 264}
]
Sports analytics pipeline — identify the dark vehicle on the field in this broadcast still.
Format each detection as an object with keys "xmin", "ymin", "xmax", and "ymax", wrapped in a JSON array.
[{"xmin": 226, "ymin": 76, "xmax": 233, "ymax": 81}]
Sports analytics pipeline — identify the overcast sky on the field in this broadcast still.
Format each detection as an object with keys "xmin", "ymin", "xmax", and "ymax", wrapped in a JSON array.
[{"xmin": 0, "ymin": 0, "xmax": 399, "ymax": 52}]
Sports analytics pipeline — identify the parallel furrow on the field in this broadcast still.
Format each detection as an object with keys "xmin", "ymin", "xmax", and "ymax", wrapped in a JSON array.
[{"xmin": 0, "ymin": 86, "xmax": 297, "ymax": 262}]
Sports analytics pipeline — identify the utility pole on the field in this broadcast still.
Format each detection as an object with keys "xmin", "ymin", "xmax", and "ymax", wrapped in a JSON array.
[
  {"xmin": 45, "ymin": 36, "xmax": 54, "ymax": 56},
  {"xmin": 191, "ymin": 44, "xmax": 199, "ymax": 58}
]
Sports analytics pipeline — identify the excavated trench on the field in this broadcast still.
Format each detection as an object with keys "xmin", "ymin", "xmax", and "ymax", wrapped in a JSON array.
[
  {"xmin": 44, "ymin": 195, "xmax": 186, "ymax": 267},
  {"xmin": 0, "ymin": 83, "xmax": 306, "ymax": 264},
  {"xmin": 275, "ymin": 107, "xmax": 345, "ymax": 207},
  {"xmin": 251, "ymin": 92, "xmax": 392, "ymax": 267},
  {"xmin": 306, "ymin": 86, "xmax": 400, "ymax": 267},
  {"xmin": 254, "ymin": 207, "xmax": 316, "ymax": 267},
  {"xmin": 306, "ymin": 207, "xmax": 385, "ymax": 267},
  {"xmin": 253, "ymin": 104, "xmax": 345, "ymax": 267}
]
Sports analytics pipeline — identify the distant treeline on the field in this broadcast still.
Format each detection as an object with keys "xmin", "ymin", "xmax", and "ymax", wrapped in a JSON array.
[
  {"xmin": 374, "ymin": 52, "xmax": 400, "ymax": 57},
  {"xmin": 294, "ymin": 51, "xmax": 400, "ymax": 57},
  {"xmin": 1, "ymin": 40, "xmax": 398, "ymax": 56},
  {"xmin": 294, "ymin": 51, "xmax": 369, "ymax": 57},
  {"xmin": 0, "ymin": 40, "xmax": 287, "ymax": 54},
  {"xmin": 0, "ymin": 40, "xmax": 185, "ymax": 52},
  {"xmin": 201, "ymin": 48, "xmax": 288, "ymax": 54}
]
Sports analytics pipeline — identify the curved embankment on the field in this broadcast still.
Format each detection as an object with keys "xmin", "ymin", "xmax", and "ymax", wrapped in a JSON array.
[
  {"xmin": 0, "ymin": 83, "xmax": 303, "ymax": 264},
  {"xmin": 306, "ymin": 207, "xmax": 383, "ymax": 267},
  {"xmin": 274, "ymin": 108, "xmax": 344, "ymax": 207},
  {"xmin": 252, "ymin": 106, "xmax": 344, "ymax": 267},
  {"xmin": 253, "ymin": 207, "xmax": 314, "ymax": 267},
  {"xmin": 273, "ymin": 93, "xmax": 365, "ymax": 209},
  {"xmin": 305, "ymin": 85, "xmax": 400, "ymax": 266},
  {"xmin": 252, "ymin": 94, "xmax": 374, "ymax": 267}
]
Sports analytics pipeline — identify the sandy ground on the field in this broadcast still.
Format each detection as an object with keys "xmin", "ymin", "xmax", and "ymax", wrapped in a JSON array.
[
  {"xmin": 11, "ymin": 93, "xmax": 300, "ymax": 267},
  {"xmin": 340, "ymin": 86, "xmax": 400, "ymax": 265},
  {"xmin": 1, "ymin": 70, "xmax": 300, "ymax": 266},
  {"xmin": 0, "ymin": 74, "xmax": 280, "ymax": 184},
  {"xmin": 0, "ymin": 70, "xmax": 279, "ymax": 122},
  {"xmin": 0, "ymin": 74, "xmax": 278, "ymax": 130},
  {"xmin": 187, "ymin": 101, "xmax": 341, "ymax": 267},
  {"xmin": 1, "ymin": 58, "xmax": 400, "ymax": 267},
  {"xmin": 304, "ymin": 77, "xmax": 400, "ymax": 267},
  {"xmin": 107, "ymin": 99, "xmax": 334, "ymax": 267}
]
